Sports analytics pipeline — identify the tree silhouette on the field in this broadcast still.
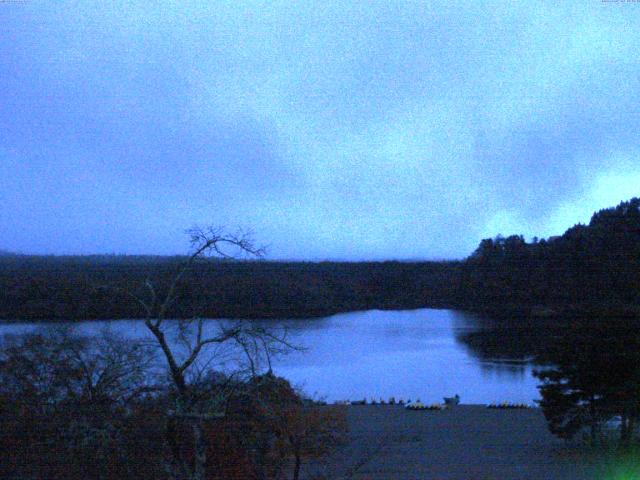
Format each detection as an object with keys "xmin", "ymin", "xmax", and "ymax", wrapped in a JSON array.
[{"xmin": 534, "ymin": 323, "xmax": 640, "ymax": 447}]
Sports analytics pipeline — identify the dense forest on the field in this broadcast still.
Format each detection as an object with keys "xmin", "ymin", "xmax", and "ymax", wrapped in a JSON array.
[
  {"xmin": 1, "ymin": 198, "xmax": 639, "ymax": 321},
  {"xmin": 459, "ymin": 197, "xmax": 640, "ymax": 318},
  {"xmin": 0, "ymin": 257, "xmax": 459, "ymax": 320}
]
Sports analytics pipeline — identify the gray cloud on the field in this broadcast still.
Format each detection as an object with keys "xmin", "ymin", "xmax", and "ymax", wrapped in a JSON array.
[{"xmin": 1, "ymin": 1, "xmax": 639, "ymax": 259}]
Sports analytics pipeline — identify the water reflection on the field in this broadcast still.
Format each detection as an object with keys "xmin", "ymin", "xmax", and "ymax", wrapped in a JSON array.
[
  {"xmin": 479, "ymin": 361, "xmax": 529, "ymax": 379},
  {"xmin": 0, "ymin": 309, "xmax": 542, "ymax": 403},
  {"xmin": 451, "ymin": 311, "xmax": 550, "ymax": 363}
]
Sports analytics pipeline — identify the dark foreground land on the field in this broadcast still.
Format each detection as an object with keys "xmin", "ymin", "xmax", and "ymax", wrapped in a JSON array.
[{"xmin": 302, "ymin": 405, "xmax": 631, "ymax": 480}]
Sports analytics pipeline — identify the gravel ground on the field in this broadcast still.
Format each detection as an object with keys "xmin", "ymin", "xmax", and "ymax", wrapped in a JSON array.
[{"xmin": 301, "ymin": 405, "xmax": 623, "ymax": 480}]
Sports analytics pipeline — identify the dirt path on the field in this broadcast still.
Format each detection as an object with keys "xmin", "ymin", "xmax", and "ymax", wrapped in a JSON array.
[{"xmin": 302, "ymin": 405, "xmax": 620, "ymax": 480}]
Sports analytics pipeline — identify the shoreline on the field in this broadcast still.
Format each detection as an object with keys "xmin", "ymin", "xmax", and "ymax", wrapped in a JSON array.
[
  {"xmin": 3, "ymin": 301, "xmax": 640, "ymax": 323},
  {"xmin": 302, "ymin": 405, "xmax": 622, "ymax": 480}
]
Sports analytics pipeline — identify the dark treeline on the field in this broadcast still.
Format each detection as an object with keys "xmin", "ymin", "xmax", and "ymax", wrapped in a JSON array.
[
  {"xmin": 534, "ymin": 321, "xmax": 640, "ymax": 448},
  {"xmin": 0, "ymin": 256, "xmax": 460, "ymax": 320},
  {"xmin": 459, "ymin": 197, "xmax": 640, "ymax": 318},
  {"xmin": 1, "ymin": 197, "xmax": 639, "ymax": 321}
]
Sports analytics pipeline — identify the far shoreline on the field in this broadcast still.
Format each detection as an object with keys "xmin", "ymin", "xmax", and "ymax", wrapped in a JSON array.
[{"xmin": 3, "ymin": 300, "xmax": 640, "ymax": 323}]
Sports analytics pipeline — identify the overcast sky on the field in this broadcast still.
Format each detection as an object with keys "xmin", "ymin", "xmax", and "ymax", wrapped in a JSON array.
[{"xmin": 1, "ymin": 1, "xmax": 639, "ymax": 260}]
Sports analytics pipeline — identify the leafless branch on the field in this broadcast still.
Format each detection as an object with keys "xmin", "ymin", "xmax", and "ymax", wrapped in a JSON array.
[{"xmin": 129, "ymin": 226, "xmax": 304, "ymax": 480}]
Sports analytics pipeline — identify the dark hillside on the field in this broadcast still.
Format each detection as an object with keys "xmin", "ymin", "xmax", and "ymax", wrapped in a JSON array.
[
  {"xmin": 460, "ymin": 198, "xmax": 640, "ymax": 318},
  {"xmin": 2, "ymin": 198, "xmax": 639, "ymax": 321},
  {"xmin": 0, "ymin": 257, "xmax": 460, "ymax": 320}
]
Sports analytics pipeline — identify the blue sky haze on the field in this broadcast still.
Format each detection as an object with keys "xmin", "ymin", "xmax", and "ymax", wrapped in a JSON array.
[{"xmin": 1, "ymin": 1, "xmax": 639, "ymax": 259}]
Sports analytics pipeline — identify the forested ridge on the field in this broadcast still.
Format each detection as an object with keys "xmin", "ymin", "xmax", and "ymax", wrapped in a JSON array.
[
  {"xmin": 459, "ymin": 197, "xmax": 640, "ymax": 318},
  {"xmin": 0, "ymin": 256, "xmax": 460, "ymax": 320},
  {"xmin": 1, "ymin": 198, "xmax": 639, "ymax": 321}
]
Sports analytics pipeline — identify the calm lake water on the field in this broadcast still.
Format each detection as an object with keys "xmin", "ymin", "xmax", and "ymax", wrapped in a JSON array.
[{"xmin": 0, "ymin": 309, "xmax": 540, "ymax": 404}]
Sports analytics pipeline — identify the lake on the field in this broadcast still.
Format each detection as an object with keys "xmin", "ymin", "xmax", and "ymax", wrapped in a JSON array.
[{"xmin": 0, "ymin": 309, "xmax": 541, "ymax": 404}]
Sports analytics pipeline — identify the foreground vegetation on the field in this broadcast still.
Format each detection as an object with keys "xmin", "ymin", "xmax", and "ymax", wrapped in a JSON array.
[
  {"xmin": 2, "ymin": 198, "xmax": 639, "ymax": 322},
  {"xmin": 535, "ymin": 322, "xmax": 640, "ymax": 449},
  {"xmin": 0, "ymin": 328, "xmax": 346, "ymax": 480},
  {"xmin": 0, "ymin": 228, "xmax": 348, "ymax": 480}
]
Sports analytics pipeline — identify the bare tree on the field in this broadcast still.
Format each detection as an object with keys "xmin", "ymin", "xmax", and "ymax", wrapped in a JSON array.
[
  {"xmin": 0, "ymin": 326, "xmax": 156, "ymax": 409},
  {"xmin": 0, "ymin": 327, "xmax": 163, "ymax": 479},
  {"xmin": 126, "ymin": 227, "xmax": 297, "ymax": 480}
]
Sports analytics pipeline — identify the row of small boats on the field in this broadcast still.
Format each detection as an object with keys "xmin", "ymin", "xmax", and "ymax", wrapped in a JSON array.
[{"xmin": 333, "ymin": 399, "xmax": 532, "ymax": 409}]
